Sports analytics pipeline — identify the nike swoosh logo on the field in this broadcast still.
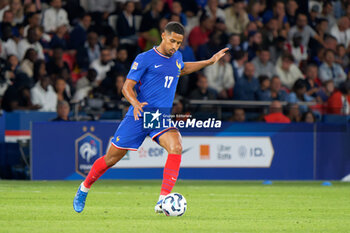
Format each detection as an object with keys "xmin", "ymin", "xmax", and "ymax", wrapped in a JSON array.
[
  {"xmin": 182, "ymin": 147, "xmax": 192, "ymax": 154},
  {"xmin": 154, "ymin": 65, "xmax": 162, "ymax": 68}
]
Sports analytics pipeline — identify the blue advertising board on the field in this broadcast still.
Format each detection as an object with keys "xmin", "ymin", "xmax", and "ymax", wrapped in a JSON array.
[
  {"xmin": 0, "ymin": 112, "xmax": 5, "ymax": 167},
  {"xmin": 29, "ymin": 121, "xmax": 342, "ymax": 180}
]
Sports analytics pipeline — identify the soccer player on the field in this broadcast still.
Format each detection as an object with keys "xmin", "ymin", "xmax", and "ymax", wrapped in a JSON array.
[{"xmin": 73, "ymin": 22, "xmax": 228, "ymax": 213}]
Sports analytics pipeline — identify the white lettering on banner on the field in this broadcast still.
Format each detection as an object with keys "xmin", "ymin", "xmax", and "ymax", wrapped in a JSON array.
[{"xmin": 111, "ymin": 136, "xmax": 274, "ymax": 168}]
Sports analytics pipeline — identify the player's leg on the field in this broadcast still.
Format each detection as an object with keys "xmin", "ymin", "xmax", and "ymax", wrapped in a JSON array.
[
  {"xmin": 83, "ymin": 145, "xmax": 127, "ymax": 189},
  {"xmin": 73, "ymin": 146, "xmax": 127, "ymax": 213},
  {"xmin": 74, "ymin": 116, "xmax": 146, "ymax": 213},
  {"xmin": 153, "ymin": 129, "xmax": 182, "ymax": 212}
]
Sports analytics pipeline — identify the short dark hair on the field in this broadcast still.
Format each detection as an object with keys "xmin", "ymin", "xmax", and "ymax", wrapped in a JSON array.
[{"xmin": 164, "ymin": 22, "xmax": 185, "ymax": 35}]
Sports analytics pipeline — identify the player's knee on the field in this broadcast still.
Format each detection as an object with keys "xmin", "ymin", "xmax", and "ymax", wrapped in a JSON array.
[
  {"xmin": 104, "ymin": 155, "xmax": 118, "ymax": 167},
  {"xmin": 105, "ymin": 148, "xmax": 127, "ymax": 166},
  {"xmin": 168, "ymin": 143, "xmax": 182, "ymax": 154}
]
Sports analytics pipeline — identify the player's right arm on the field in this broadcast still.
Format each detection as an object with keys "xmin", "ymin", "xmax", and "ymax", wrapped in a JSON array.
[
  {"xmin": 122, "ymin": 79, "xmax": 148, "ymax": 121},
  {"xmin": 123, "ymin": 53, "xmax": 148, "ymax": 121}
]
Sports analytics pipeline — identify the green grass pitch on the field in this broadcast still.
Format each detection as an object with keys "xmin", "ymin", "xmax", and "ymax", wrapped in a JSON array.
[{"xmin": 0, "ymin": 180, "xmax": 350, "ymax": 233}]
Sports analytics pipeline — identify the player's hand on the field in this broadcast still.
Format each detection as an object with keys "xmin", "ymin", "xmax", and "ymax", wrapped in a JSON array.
[
  {"xmin": 133, "ymin": 102, "xmax": 148, "ymax": 121},
  {"xmin": 209, "ymin": 48, "xmax": 229, "ymax": 65}
]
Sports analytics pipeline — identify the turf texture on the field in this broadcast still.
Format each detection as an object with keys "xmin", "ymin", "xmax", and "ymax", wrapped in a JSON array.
[{"xmin": 0, "ymin": 180, "xmax": 349, "ymax": 233}]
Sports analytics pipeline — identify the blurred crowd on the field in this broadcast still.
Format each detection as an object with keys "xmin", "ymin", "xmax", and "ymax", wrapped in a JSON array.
[{"xmin": 0, "ymin": 0, "xmax": 350, "ymax": 123}]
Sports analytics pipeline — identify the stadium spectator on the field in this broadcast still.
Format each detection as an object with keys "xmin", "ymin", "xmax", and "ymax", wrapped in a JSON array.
[
  {"xmin": 105, "ymin": 35, "xmax": 119, "ymax": 60},
  {"xmin": 1, "ymin": 78, "xmax": 40, "ymax": 112},
  {"xmin": 88, "ymin": 0, "xmax": 115, "ymax": 25},
  {"xmin": 112, "ymin": 47, "xmax": 129, "ymax": 74},
  {"xmin": 212, "ymin": 18, "xmax": 229, "ymax": 48},
  {"xmin": 42, "ymin": 0, "xmax": 69, "ymax": 33},
  {"xmin": 261, "ymin": 18, "xmax": 279, "ymax": 49},
  {"xmin": 246, "ymin": 31, "xmax": 263, "ymax": 61},
  {"xmin": 32, "ymin": 59, "xmax": 47, "ymax": 83},
  {"xmin": 301, "ymin": 111, "xmax": 316, "ymax": 123},
  {"xmin": 335, "ymin": 44, "xmax": 349, "ymax": 70},
  {"xmin": 9, "ymin": 0, "xmax": 23, "ymax": 24},
  {"xmin": 76, "ymin": 31, "xmax": 101, "ymax": 71},
  {"xmin": 287, "ymin": 79, "xmax": 315, "ymax": 113},
  {"xmin": 69, "ymin": 13, "xmax": 91, "ymax": 50},
  {"xmin": 232, "ymin": 51, "xmax": 248, "ymax": 80},
  {"xmin": 204, "ymin": 52, "xmax": 234, "ymax": 99},
  {"xmin": 285, "ymin": 0, "xmax": 298, "ymax": 27},
  {"xmin": 90, "ymin": 47, "xmax": 113, "ymax": 84},
  {"xmin": 320, "ymin": 1, "xmax": 336, "ymax": 31},
  {"xmin": 17, "ymin": 26, "xmax": 44, "ymax": 60},
  {"xmin": 49, "ymin": 20, "xmax": 68, "ymax": 49},
  {"xmin": 205, "ymin": 0, "xmax": 225, "ymax": 22},
  {"xmin": 144, "ymin": 17, "xmax": 168, "ymax": 51},
  {"xmin": 285, "ymin": 34, "xmax": 308, "ymax": 66},
  {"xmin": 288, "ymin": 13, "xmax": 323, "ymax": 48},
  {"xmin": 330, "ymin": 16, "xmax": 350, "ymax": 49},
  {"xmin": 319, "ymin": 49, "xmax": 346, "ymax": 88},
  {"xmin": 172, "ymin": 98, "xmax": 190, "ymax": 121},
  {"xmin": 269, "ymin": 36, "xmax": 286, "ymax": 63},
  {"xmin": 233, "ymin": 62, "xmax": 259, "ymax": 100},
  {"xmin": 0, "ymin": 23, "xmax": 18, "ymax": 59},
  {"xmin": 19, "ymin": 48, "xmax": 37, "ymax": 79},
  {"xmin": 46, "ymin": 47, "xmax": 70, "ymax": 77},
  {"xmin": 116, "ymin": 1, "xmax": 137, "ymax": 44},
  {"xmin": 264, "ymin": 100, "xmax": 291, "ymax": 123},
  {"xmin": 251, "ymin": 48, "xmax": 276, "ymax": 78},
  {"xmin": 227, "ymin": 33, "xmax": 243, "ymax": 54},
  {"xmin": 229, "ymin": 108, "xmax": 246, "ymax": 122},
  {"xmin": 304, "ymin": 64, "xmax": 321, "ymax": 98},
  {"xmin": 242, "ymin": 21, "xmax": 258, "ymax": 43},
  {"xmin": 188, "ymin": 13, "xmax": 214, "ymax": 52},
  {"xmin": 72, "ymin": 68, "xmax": 97, "ymax": 103},
  {"xmin": 0, "ymin": 1, "xmax": 9, "ymax": 22},
  {"xmin": 139, "ymin": 0, "xmax": 164, "ymax": 45},
  {"xmin": 275, "ymin": 53, "xmax": 303, "ymax": 90},
  {"xmin": 197, "ymin": 29, "xmax": 224, "ymax": 61},
  {"xmin": 0, "ymin": 10, "xmax": 19, "ymax": 38},
  {"xmin": 103, "ymin": 74, "xmax": 125, "ymax": 108},
  {"xmin": 189, "ymin": 73, "xmax": 217, "ymax": 99},
  {"xmin": 23, "ymin": 2, "xmax": 37, "ymax": 15},
  {"xmin": 268, "ymin": 76, "xmax": 288, "ymax": 101},
  {"xmin": 310, "ymin": 46, "xmax": 325, "ymax": 67},
  {"xmin": 317, "ymin": 80, "xmax": 334, "ymax": 102},
  {"xmin": 255, "ymin": 75, "xmax": 270, "ymax": 100},
  {"xmin": 30, "ymin": 75, "xmax": 57, "ymax": 112},
  {"xmin": 327, "ymin": 80, "xmax": 350, "ymax": 115},
  {"xmin": 52, "ymin": 100, "xmax": 70, "ymax": 121},
  {"xmin": 167, "ymin": 1, "xmax": 187, "ymax": 26},
  {"xmin": 247, "ymin": 1, "xmax": 263, "ymax": 28},
  {"xmin": 308, "ymin": 5, "xmax": 320, "ymax": 30},
  {"xmin": 262, "ymin": 0, "xmax": 288, "ymax": 30},
  {"xmin": 54, "ymin": 78, "xmax": 71, "ymax": 103},
  {"xmin": 323, "ymin": 34, "xmax": 338, "ymax": 52},
  {"xmin": 23, "ymin": 12, "xmax": 41, "ymax": 37},
  {"xmin": 224, "ymin": 0, "xmax": 249, "ymax": 34},
  {"xmin": 7, "ymin": 54, "xmax": 19, "ymax": 78},
  {"xmin": 176, "ymin": 0, "xmax": 198, "ymax": 17},
  {"xmin": 286, "ymin": 103, "xmax": 301, "ymax": 122}
]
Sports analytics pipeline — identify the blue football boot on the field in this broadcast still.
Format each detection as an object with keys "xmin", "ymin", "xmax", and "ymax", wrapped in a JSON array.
[{"xmin": 73, "ymin": 185, "xmax": 88, "ymax": 213}]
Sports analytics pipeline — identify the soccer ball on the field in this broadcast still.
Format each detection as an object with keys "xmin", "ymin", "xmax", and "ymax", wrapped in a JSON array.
[{"xmin": 161, "ymin": 193, "xmax": 187, "ymax": 216}]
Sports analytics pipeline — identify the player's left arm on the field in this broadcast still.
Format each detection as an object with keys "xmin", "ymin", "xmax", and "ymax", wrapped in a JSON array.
[{"xmin": 180, "ymin": 48, "xmax": 229, "ymax": 76}]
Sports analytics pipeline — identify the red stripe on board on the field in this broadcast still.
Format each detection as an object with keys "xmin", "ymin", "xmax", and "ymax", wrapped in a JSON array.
[{"xmin": 5, "ymin": 130, "xmax": 31, "ymax": 136}]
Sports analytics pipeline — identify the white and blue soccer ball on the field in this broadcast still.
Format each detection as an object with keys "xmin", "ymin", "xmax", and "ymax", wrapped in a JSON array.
[{"xmin": 161, "ymin": 193, "xmax": 187, "ymax": 216}]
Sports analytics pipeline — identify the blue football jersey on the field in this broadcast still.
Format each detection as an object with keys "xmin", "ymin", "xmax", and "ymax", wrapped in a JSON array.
[{"xmin": 125, "ymin": 47, "xmax": 184, "ymax": 116}]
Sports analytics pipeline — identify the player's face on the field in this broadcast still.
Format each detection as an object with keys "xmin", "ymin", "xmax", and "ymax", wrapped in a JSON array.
[{"xmin": 162, "ymin": 31, "xmax": 183, "ymax": 56}]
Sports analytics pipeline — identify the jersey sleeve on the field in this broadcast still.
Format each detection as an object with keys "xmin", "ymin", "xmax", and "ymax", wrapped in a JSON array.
[{"xmin": 127, "ymin": 53, "xmax": 147, "ymax": 82}]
